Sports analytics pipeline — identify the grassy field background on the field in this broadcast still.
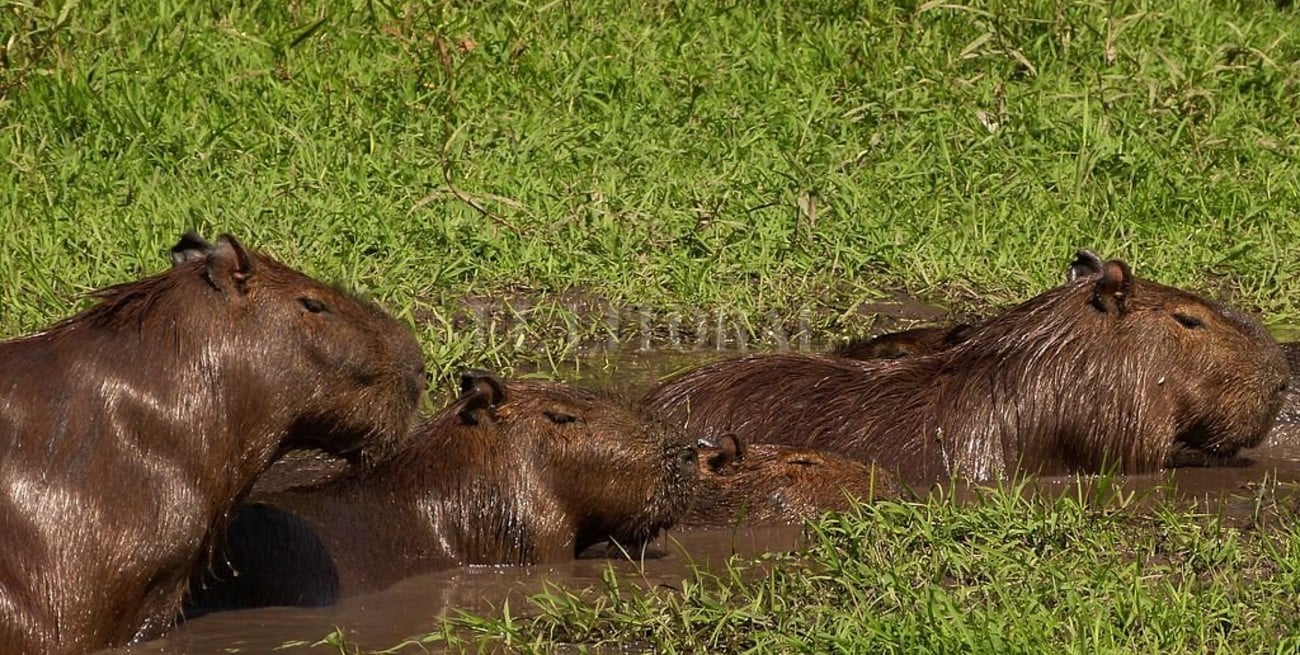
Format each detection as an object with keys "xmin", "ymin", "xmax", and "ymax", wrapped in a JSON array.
[
  {"xmin": 5, "ymin": 1, "xmax": 1300, "ymax": 652},
  {"xmin": 4, "ymin": 0, "xmax": 1300, "ymax": 379}
]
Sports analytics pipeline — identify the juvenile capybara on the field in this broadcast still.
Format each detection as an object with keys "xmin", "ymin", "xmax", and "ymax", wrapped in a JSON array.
[
  {"xmin": 187, "ymin": 371, "xmax": 698, "ymax": 611},
  {"xmin": 684, "ymin": 434, "xmax": 902, "ymax": 527},
  {"xmin": 833, "ymin": 324, "xmax": 974, "ymax": 360},
  {"xmin": 0, "ymin": 233, "xmax": 424, "ymax": 655},
  {"xmin": 647, "ymin": 251, "xmax": 1289, "ymax": 483}
]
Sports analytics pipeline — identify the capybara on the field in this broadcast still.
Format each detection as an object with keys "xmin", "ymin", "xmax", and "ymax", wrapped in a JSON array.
[
  {"xmin": 833, "ymin": 324, "xmax": 975, "ymax": 360},
  {"xmin": 187, "ymin": 371, "xmax": 698, "ymax": 611},
  {"xmin": 647, "ymin": 251, "xmax": 1289, "ymax": 483},
  {"xmin": 0, "ymin": 233, "xmax": 425, "ymax": 655},
  {"xmin": 684, "ymin": 434, "xmax": 902, "ymax": 527}
]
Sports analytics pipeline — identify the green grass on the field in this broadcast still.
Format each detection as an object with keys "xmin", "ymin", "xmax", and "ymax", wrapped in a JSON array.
[
  {"xmin": 339, "ymin": 479, "xmax": 1300, "ymax": 654},
  {"xmin": 3, "ymin": 0, "xmax": 1300, "ymax": 379}
]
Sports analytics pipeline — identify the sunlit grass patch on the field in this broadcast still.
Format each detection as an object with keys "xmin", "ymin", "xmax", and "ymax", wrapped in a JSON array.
[{"xmin": 3, "ymin": 0, "xmax": 1299, "ymax": 376}]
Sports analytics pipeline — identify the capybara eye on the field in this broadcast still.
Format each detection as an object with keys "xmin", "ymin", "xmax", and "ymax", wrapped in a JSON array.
[
  {"xmin": 298, "ymin": 297, "xmax": 329, "ymax": 314},
  {"xmin": 544, "ymin": 411, "xmax": 578, "ymax": 424},
  {"xmin": 1173, "ymin": 313, "xmax": 1205, "ymax": 330}
]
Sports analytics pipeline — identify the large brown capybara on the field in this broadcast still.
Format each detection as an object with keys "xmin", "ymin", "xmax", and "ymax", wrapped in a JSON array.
[
  {"xmin": 647, "ymin": 251, "xmax": 1290, "ymax": 484},
  {"xmin": 833, "ymin": 323, "xmax": 975, "ymax": 360},
  {"xmin": 0, "ymin": 233, "xmax": 425, "ymax": 655},
  {"xmin": 684, "ymin": 434, "xmax": 902, "ymax": 527},
  {"xmin": 186, "ymin": 371, "xmax": 699, "ymax": 612}
]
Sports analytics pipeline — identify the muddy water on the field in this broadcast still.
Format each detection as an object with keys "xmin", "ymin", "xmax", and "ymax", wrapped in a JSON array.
[{"xmin": 117, "ymin": 343, "xmax": 1300, "ymax": 655}]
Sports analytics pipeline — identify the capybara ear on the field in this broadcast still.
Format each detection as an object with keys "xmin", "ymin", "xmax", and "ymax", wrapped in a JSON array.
[
  {"xmin": 457, "ymin": 369, "xmax": 506, "ymax": 425},
  {"xmin": 707, "ymin": 433, "xmax": 745, "ymax": 474},
  {"xmin": 1091, "ymin": 259, "xmax": 1134, "ymax": 314},
  {"xmin": 169, "ymin": 231, "xmax": 212, "ymax": 267},
  {"xmin": 1067, "ymin": 249, "xmax": 1105, "ymax": 282},
  {"xmin": 204, "ymin": 234, "xmax": 255, "ymax": 295}
]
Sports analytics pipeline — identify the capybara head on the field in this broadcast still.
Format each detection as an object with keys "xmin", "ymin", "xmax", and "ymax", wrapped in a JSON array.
[
  {"xmin": 448, "ymin": 371, "xmax": 698, "ymax": 554},
  {"xmin": 834, "ymin": 324, "xmax": 974, "ymax": 360},
  {"xmin": 167, "ymin": 232, "xmax": 426, "ymax": 458},
  {"xmin": 685, "ymin": 434, "xmax": 901, "ymax": 527},
  {"xmin": 1031, "ymin": 251, "xmax": 1289, "ymax": 459}
]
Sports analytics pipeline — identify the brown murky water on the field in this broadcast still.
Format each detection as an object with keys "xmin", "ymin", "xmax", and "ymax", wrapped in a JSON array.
[{"xmin": 115, "ymin": 343, "xmax": 1300, "ymax": 655}]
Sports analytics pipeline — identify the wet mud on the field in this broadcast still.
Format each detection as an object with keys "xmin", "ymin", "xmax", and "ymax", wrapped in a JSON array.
[{"xmin": 112, "ymin": 331, "xmax": 1300, "ymax": 655}]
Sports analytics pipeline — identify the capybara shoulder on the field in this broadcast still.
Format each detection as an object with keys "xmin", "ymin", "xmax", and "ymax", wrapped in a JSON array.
[
  {"xmin": 648, "ymin": 251, "xmax": 1289, "ymax": 484},
  {"xmin": 188, "ymin": 371, "xmax": 698, "ymax": 612},
  {"xmin": 684, "ymin": 435, "xmax": 901, "ymax": 527},
  {"xmin": 0, "ymin": 233, "xmax": 423, "ymax": 655}
]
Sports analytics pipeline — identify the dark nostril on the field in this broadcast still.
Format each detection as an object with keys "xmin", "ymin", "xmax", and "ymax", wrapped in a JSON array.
[{"xmin": 1278, "ymin": 380, "xmax": 1290, "ymax": 394}]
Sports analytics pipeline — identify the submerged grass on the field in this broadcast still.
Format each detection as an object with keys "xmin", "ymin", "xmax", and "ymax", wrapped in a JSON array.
[
  {"xmin": 342, "ymin": 480, "xmax": 1300, "ymax": 654},
  {"xmin": 3, "ymin": 0, "xmax": 1300, "ymax": 374}
]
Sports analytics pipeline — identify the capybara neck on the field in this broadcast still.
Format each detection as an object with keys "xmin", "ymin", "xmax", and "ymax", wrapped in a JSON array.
[{"xmin": 648, "ymin": 255, "xmax": 1288, "ymax": 484}]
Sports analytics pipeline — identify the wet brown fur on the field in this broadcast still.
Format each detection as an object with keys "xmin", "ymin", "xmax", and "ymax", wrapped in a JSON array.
[
  {"xmin": 647, "ymin": 255, "xmax": 1289, "ymax": 484},
  {"xmin": 186, "ymin": 374, "xmax": 698, "ymax": 610},
  {"xmin": 685, "ymin": 435, "xmax": 902, "ymax": 527},
  {"xmin": 0, "ymin": 234, "xmax": 424, "ymax": 655}
]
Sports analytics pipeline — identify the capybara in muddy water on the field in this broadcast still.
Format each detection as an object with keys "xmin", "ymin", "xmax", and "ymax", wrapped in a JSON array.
[
  {"xmin": 833, "ymin": 324, "xmax": 975, "ymax": 360},
  {"xmin": 647, "ymin": 251, "xmax": 1289, "ymax": 483},
  {"xmin": 187, "ymin": 371, "xmax": 698, "ymax": 611},
  {"xmin": 684, "ymin": 434, "xmax": 902, "ymax": 527},
  {"xmin": 0, "ymin": 233, "xmax": 425, "ymax": 655}
]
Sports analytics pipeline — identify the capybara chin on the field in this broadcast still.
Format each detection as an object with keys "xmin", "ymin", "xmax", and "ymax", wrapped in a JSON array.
[
  {"xmin": 187, "ymin": 371, "xmax": 698, "ymax": 612},
  {"xmin": 833, "ymin": 324, "xmax": 974, "ymax": 360},
  {"xmin": 684, "ymin": 434, "xmax": 901, "ymax": 528},
  {"xmin": 0, "ymin": 233, "xmax": 424, "ymax": 655},
  {"xmin": 647, "ymin": 251, "xmax": 1289, "ymax": 483}
]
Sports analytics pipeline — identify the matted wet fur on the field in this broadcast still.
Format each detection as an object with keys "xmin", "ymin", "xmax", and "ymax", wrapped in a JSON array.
[
  {"xmin": 0, "ymin": 233, "xmax": 425, "ymax": 655},
  {"xmin": 186, "ymin": 372, "xmax": 698, "ymax": 611},
  {"xmin": 685, "ymin": 434, "xmax": 901, "ymax": 527},
  {"xmin": 647, "ymin": 252, "xmax": 1289, "ymax": 483}
]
